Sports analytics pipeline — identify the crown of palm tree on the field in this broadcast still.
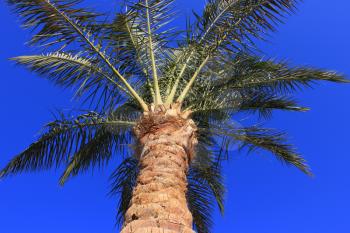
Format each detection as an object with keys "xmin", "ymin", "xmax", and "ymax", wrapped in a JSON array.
[{"xmin": 1, "ymin": 0, "xmax": 348, "ymax": 232}]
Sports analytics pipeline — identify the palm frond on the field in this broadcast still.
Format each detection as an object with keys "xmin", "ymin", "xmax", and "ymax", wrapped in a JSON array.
[
  {"xmin": 239, "ymin": 93, "xmax": 309, "ymax": 118},
  {"xmin": 165, "ymin": 0, "xmax": 299, "ymax": 100},
  {"xmin": 199, "ymin": 123, "xmax": 312, "ymax": 175},
  {"xmin": 11, "ymin": 52, "xmax": 129, "ymax": 110},
  {"xmin": 6, "ymin": 0, "xmax": 99, "ymax": 48},
  {"xmin": 6, "ymin": 0, "xmax": 148, "ymax": 109},
  {"xmin": 0, "ymin": 111, "xmax": 136, "ymax": 179},
  {"xmin": 191, "ymin": 93, "xmax": 307, "ymax": 120},
  {"xmin": 144, "ymin": 0, "xmax": 162, "ymax": 103},
  {"xmin": 193, "ymin": 0, "xmax": 298, "ymax": 51},
  {"xmin": 213, "ymin": 54, "xmax": 349, "ymax": 93},
  {"xmin": 188, "ymin": 147, "xmax": 225, "ymax": 233},
  {"xmin": 102, "ymin": 13, "xmax": 154, "ymax": 99},
  {"xmin": 125, "ymin": 0, "xmax": 177, "ymax": 103},
  {"xmin": 58, "ymin": 119, "xmax": 134, "ymax": 185},
  {"xmin": 184, "ymin": 53, "xmax": 347, "ymax": 117},
  {"xmin": 109, "ymin": 157, "xmax": 139, "ymax": 226}
]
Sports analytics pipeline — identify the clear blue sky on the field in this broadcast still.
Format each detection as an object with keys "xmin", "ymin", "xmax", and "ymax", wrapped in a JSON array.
[{"xmin": 1, "ymin": 0, "xmax": 349, "ymax": 232}]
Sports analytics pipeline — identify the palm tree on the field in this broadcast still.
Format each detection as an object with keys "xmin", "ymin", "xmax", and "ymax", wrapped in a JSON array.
[{"xmin": 1, "ymin": 0, "xmax": 348, "ymax": 232}]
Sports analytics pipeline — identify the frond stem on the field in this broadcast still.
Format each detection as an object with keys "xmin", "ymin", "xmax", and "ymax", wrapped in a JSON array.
[
  {"xmin": 145, "ymin": 0, "xmax": 162, "ymax": 104},
  {"xmin": 177, "ymin": 56, "xmax": 210, "ymax": 102},
  {"xmin": 125, "ymin": 18, "xmax": 156, "ymax": 101},
  {"xmin": 45, "ymin": 54, "xmax": 131, "ymax": 96},
  {"xmin": 165, "ymin": 49, "xmax": 194, "ymax": 104},
  {"xmin": 46, "ymin": 0, "xmax": 148, "ymax": 110},
  {"xmin": 165, "ymin": 54, "xmax": 184, "ymax": 97},
  {"xmin": 166, "ymin": 2, "xmax": 242, "ymax": 104}
]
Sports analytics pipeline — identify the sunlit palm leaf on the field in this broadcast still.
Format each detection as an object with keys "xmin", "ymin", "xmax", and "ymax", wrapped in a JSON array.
[
  {"xmin": 125, "ymin": 0, "xmax": 177, "ymax": 102},
  {"xmin": 7, "ymin": 0, "xmax": 99, "ymax": 48},
  {"xmin": 7, "ymin": 0, "xmax": 148, "ymax": 109},
  {"xmin": 193, "ymin": 0, "xmax": 298, "ymax": 51},
  {"xmin": 239, "ymin": 93, "xmax": 309, "ymax": 118},
  {"xmin": 12, "ymin": 53, "xmax": 129, "ymax": 110},
  {"xmin": 0, "ymin": 111, "xmax": 135, "ymax": 179},
  {"xmin": 212, "ymin": 54, "xmax": 349, "ymax": 93},
  {"xmin": 199, "ymin": 123, "xmax": 311, "ymax": 175},
  {"xmin": 109, "ymin": 157, "xmax": 139, "ymax": 226},
  {"xmin": 188, "ymin": 146, "xmax": 225, "ymax": 233},
  {"xmin": 186, "ymin": 53, "xmax": 347, "ymax": 118},
  {"xmin": 167, "ymin": 0, "xmax": 299, "ymax": 98}
]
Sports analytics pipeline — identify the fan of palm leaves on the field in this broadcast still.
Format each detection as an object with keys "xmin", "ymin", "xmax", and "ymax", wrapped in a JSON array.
[{"xmin": 1, "ymin": 0, "xmax": 348, "ymax": 232}]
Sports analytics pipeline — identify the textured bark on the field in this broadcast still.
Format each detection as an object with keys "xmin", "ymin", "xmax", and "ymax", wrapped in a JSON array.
[{"xmin": 121, "ymin": 104, "xmax": 197, "ymax": 233}]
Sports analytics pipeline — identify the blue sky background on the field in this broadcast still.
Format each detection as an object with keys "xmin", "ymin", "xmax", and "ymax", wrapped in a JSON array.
[{"xmin": 1, "ymin": 0, "xmax": 349, "ymax": 232}]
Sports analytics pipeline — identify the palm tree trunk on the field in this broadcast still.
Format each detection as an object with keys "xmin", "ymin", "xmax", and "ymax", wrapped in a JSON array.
[{"xmin": 121, "ymin": 104, "xmax": 197, "ymax": 233}]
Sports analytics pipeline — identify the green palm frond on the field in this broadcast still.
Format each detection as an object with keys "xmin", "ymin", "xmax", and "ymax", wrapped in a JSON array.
[
  {"xmin": 165, "ymin": 0, "xmax": 299, "ymax": 100},
  {"xmin": 164, "ymin": 45, "xmax": 207, "ymax": 103},
  {"xmin": 241, "ymin": 127, "xmax": 311, "ymax": 175},
  {"xmin": 199, "ymin": 123, "xmax": 311, "ymax": 175},
  {"xmin": 103, "ymin": 7, "xmax": 178, "ymax": 102},
  {"xmin": 125, "ymin": 0, "xmax": 176, "ymax": 59},
  {"xmin": 239, "ymin": 93, "xmax": 309, "ymax": 118},
  {"xmin": 103, "ymin": 13, "xmax": 151, "ymax": 82},
  {"xmin": 76, "ymin": 11, "xmax": 155, "ymax": 92},
  {"xmin": 193, "ymin": 0, "xmax": 298, "ymax": 51},
  {"xmin": 0, "ymin": 111, "xmax": 136, "ymax": 179},
  {"xmin": 121, "ymin": 0, "xmax": 188, "ymax": 104},
  {"xmin": 191, "ymin": 93, "xmax": 307, "ymax": 120},
  {"xmin": 6, "ymin": 0, "xmax": 99, "ymax": 48},
  {"xmin": 188, "ymin": 148, "xmax": 225, "ymax": 233},
  {"xmin": 185, "ymin": 53, "xmax": 347, "ymax": 117},
  {"xmin": 11, "ymin": 52, "xmax": 129, "ymax": 109},
  {"xmin": 7, "ymin": 0, "xmax": 148, "ymax": 109},
  {"xmin": 109, "ymin": 157, "xmax": 139, "ymax": 226},
  {"xmin": 114, "ymin": 11, "xmax": 160, "ymax": 101},
  {"xmin": 124, "ymin": 0, "xmax": 177, "ymax": 103},
  {"xmin": 212, "ymin": 54, "xmax": 349, "ymax": 93},
  {"xmin": 58, "ymin": 121, "xmax": 134, "ymax": 185}
]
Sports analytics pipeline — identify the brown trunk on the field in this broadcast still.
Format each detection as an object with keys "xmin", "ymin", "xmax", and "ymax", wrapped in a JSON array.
[{"xmin": 121, "ymin": 104, "xmax": 197, "ymax": 233}]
